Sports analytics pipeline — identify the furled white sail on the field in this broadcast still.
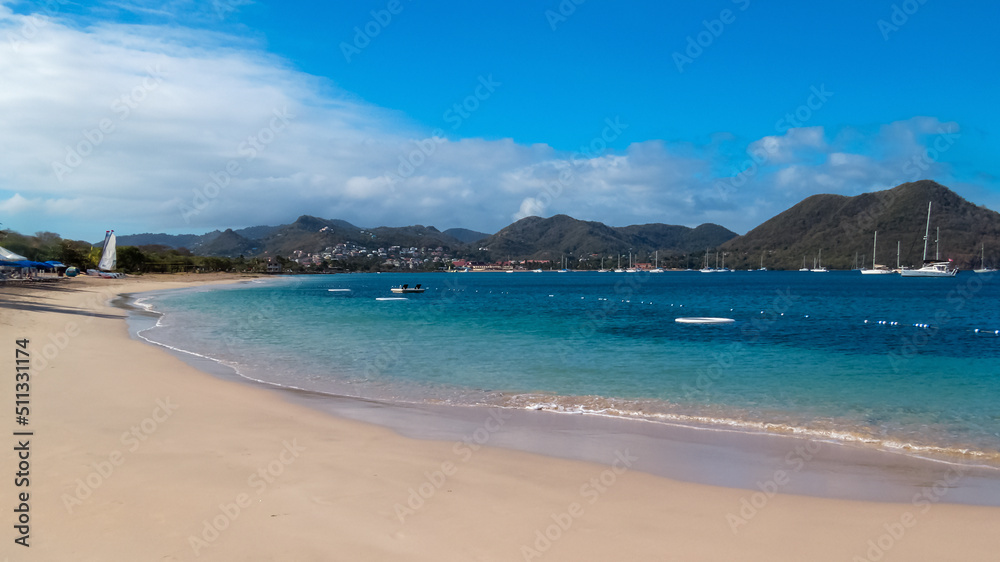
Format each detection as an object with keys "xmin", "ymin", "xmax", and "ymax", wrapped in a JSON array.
[{"xmin": 98, "ymin": 231, "xmax": 117, "ymax": 271}]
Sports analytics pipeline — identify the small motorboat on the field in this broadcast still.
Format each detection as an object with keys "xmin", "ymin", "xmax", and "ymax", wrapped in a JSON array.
[{"xmin": 390, "ymin": 284, "xmax": 425, "ymax": 294}]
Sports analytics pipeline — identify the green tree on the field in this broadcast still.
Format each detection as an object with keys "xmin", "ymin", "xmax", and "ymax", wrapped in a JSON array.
[
  {"xmin": 117, "ymin": 246, "xmax": 147, "ymax": 272},
  {"xmin": 58, "ymin": 240, "xmax": 89, "ymax": 268}
]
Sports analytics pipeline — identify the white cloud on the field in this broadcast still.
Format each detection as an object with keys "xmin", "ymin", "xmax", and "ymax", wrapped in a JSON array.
[
  {"xmin": 0, "ymin": 7, "xmax": 982, "ymax": 241},
  {"xmin": 748, "ymin": 126, "xmax": 827, "ymax": 165}
]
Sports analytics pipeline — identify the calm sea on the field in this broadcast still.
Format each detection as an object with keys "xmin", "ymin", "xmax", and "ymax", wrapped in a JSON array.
[{"xmin": 135, "ymin": 271, "xmax": 1000, "ymax": 464}]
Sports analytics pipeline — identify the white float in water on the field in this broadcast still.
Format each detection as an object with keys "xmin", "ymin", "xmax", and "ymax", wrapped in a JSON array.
[
  {"xmin": 675, "ymin": 317, "xmax": 736, "ymax": 324},
  {"xmin": 375, "ymin": 297, "xmax": 407, "ymax": 301},
  {"xmin": 327, "ymin": 289, "xmax": 351, "ymax": 292}
]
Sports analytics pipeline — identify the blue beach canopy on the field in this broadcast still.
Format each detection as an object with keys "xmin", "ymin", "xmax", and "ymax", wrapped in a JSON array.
[
  {"xmin": 15, "ymin": 260, "xmax": 53, "ymax": 269},
  {"xmin": 45, "ymin": 260, "xmax": 68, "ymax": 268}
]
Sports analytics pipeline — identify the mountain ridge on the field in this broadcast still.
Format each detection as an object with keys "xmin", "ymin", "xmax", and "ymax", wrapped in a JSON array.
[
  {"xmin": 107, "ymin": 180, "xmax": 1000, "ymax": 268},
  {"xmin": 722, "ymin": 180, "xmax": 1000, "ymax": 270}
]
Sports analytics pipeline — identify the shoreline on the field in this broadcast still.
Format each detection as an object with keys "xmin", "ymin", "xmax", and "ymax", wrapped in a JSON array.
[
  {"xmin": 122, "ymin": 277, "xmax": 1000, "ymax": 506},
  {"xmin": 6, "ymin": 274, "xmax": 1000, "ymax": 560}
]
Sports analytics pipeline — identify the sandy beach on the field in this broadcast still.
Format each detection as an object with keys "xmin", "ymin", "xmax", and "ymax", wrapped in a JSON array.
[{"xmin": 2, "ymin": 274, "xmax": 999, "ymax": 561}]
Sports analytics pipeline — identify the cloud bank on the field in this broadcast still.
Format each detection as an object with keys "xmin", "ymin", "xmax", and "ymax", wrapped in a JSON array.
[{"xmin": 0, "ymin": 5, "xmax": 968, "ymax": 240}]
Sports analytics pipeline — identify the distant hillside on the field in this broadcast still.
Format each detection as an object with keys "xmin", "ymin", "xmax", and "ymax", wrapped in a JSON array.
[
  {"xmin": 478, "ymin": 214, "xmax": 737, "ymax": 260},
  {"xmin": 246, "ymin": 216, "xmax": 468, "ymax": 257},
  {"xmin": 443, "ymin": 227, "xmax": 490, "ymax": 244},
  {"xmin": 234, "ymin": 224, "xmax": 281, "ymax": 240},
  {"xmin": 722, "ymin": 180, "xmax": 1000, "ymax": 270},
  {"xmin": 196, "ymin": 228, "xmax": 256, "ymax": 257},
  {"xmin": 369, "ymin": 224, "xmax": 466, "ymax": 249},
  {"xmin": 115, "ymin": 232, "xmax": 216, "ymax": 249},
  {"xmin": 115, "ymin": 223, "xmax": 275, "ymax": 252}
]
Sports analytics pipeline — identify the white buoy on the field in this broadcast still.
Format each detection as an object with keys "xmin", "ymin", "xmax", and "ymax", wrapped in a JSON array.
[{"xmin": 676, "ymin": 317, "xmax": 736, "ymax": 324}]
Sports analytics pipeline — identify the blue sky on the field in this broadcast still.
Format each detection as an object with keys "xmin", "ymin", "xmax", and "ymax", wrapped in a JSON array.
[{"xmin": 1, "ymin": 0, "xmax": 998, "ymax": 241}]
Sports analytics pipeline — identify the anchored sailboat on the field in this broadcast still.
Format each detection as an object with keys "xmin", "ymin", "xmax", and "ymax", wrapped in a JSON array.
[
  {"xmin": 699, "ymin": 249, "xmax": 715, "ymax": 273},
  {"xmin": 860, "ymin": 231, "xmax": 894, "ymax": 274},
  {"xmin": 650, "ymin": 250, "xmax": 664, "ymax": 273},
  {"xmin": 810, "ymin": 249, "xmax": 828, "ymax": 272},
  {"xmin": 900, "ymin": 202, "xmax": 957, "ymax": 277},
  {"xmin": 974, "ymin": 243, "xmax": 996, "ymax": 274}
]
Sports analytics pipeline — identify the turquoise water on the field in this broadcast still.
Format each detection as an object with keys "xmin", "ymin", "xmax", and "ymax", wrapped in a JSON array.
[{"xmin": 138, "ymin": 271, "xmax": 1000, "ymax": 463}]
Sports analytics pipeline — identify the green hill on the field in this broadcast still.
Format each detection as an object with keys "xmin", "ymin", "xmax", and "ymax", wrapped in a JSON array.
[
  {"xmin": 478, "ymin": 214, "xmax": 738, "ymax": 261},
  {"xmin": 722, "ymin": 180, "xmax": 1000, "ymax": 270}
]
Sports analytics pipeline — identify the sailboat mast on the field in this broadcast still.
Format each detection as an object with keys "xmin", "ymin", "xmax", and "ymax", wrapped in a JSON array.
[
  {"xmin": 897, "ymin": 241, "xmax": 901, "ymax": 269},
  {"xmin": 935, "ymin": 227, "xmax": 940, "ymax": 261},
  {"xmin": 921, "ymin": 202, "xmax": 932, "ymax": 262},
  {"xmin": 872, "ymin": 231, "xmax": 877, "ymax": 269}
]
